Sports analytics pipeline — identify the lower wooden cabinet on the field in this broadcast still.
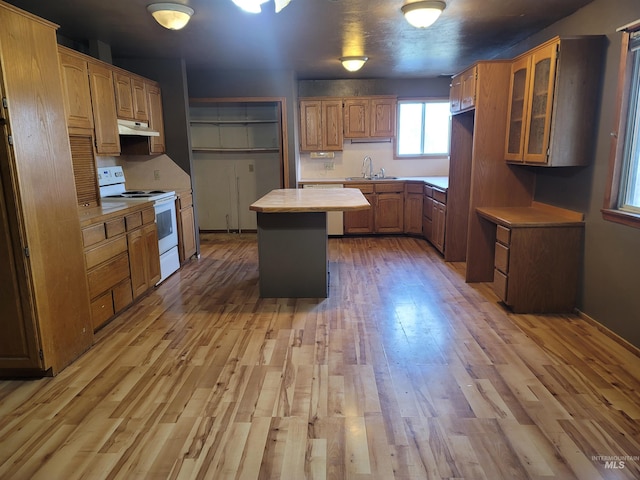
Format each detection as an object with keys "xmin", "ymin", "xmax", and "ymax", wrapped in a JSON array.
[
  {"xmin": 423, "ymin": 185, "xmax": 447, "ymax": 254},
  {"xmin": 344, "ymin": 182, "xmax": 403, "ymax": 234},
  {"xmin": 82, "ymin": 204, "xmax": 160, "ymax": 330},
  {"xmin": 404, "ymin": 183, "xmax": 423, "ymax": 234},
  {"xmin": 177, "ymin": 192, "xmax": 197, "ymax": 263}
]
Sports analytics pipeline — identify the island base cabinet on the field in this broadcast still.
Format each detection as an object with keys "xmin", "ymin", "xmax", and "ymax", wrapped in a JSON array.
[
  {"xmin": 493, "ymin": 225, "xmax": 583, "ymax": 313},
  {"xmin": 256, "ymin": 212, "xmax": 328, "ymax": 298}
]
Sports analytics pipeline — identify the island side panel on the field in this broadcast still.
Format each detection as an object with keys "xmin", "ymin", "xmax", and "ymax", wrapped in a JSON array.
[{"xmin": 256, "ymin": 211, "xmax": 328, "ymax": 298}]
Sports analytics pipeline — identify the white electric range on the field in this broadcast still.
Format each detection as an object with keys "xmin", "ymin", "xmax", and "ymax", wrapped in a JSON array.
[{"xmin": 99, "ymin": 166, "xmax": 180, "ymax": 284}]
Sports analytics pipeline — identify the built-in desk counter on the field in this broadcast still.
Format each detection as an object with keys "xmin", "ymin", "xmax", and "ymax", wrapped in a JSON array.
[
  {"xmin": 250, "ymin": 188, "xmax": 370, "ymax": 298},
  {"xmin": 476, "ymin": 202, "xmax": 584, "ymax": 313}
]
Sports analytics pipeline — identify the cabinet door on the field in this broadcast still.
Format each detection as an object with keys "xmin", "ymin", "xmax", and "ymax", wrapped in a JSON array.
[
  {"xmin": 300, "ymin": 100, "xmax": 322, "ymax": 151},
  {"xmin": 505, "ymin": 56, "xmax": 531, "ymax": 161},
  {"xmin": 88, "ymin": 62, "xmax": 120, "ymax": 155},
  {"xmin": 143, "ymin": 223, "xmax": 161, "ymax": 286},
  {"xmin": 460, "ymin": 67, "xmax": 477, "ymax": 111},
  {"xmin": 179, "ymin": 205, "xmax": 197, "ymax": 262},
  {"xmin": 114, "ymin": 72, "xmax": 134, "ymax": 120},
  {"xmin": 146, "ymin": 83, "xmax": 165, "ymax": 154},
  {"xmin": 321, "ymin": 100, "xmax": 344, "ymax": 150},
  {"xmin": 132, "ymin": 77, "xmax": 149, "ymax": 122},
  {"xmin": 404, "ymin": 193, "xmax": 423, "ymax": 234},
  {"xmin": 344, "ymin": 192, "xmax": 375, "ymax": 233},
  {"xmin": 58, "ymin": 49, "xmax": 93, "ymax": 130},
  {"xmin": 450, "ymin": 75, "xmax": 462, "ymax": 113},
  {"xmin": 128, "ymin": 228, "xmax": 147, "ymax": 298},
  {"xmin": 343, "ymin": 98, "xmax": 369, "ymax": 138},
  {"xmin": 523, "ymin": 41, "xmax": 558, "ymax": 164},
  {"xmin": 370, "ymin": 98, "xmax": 396, "ymax": 137},
  {"xmin": 432, "ymin": 201, "xmax": 446, "ymax": 253},
  {"xmin": 376, "ymin": 193, "xmax": 404, "ymax": 233}
]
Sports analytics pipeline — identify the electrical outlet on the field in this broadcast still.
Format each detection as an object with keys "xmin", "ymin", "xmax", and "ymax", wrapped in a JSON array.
[
  {"xmin": 154, "ymin": 170, "xmax": 160, "ymax": 180},
  {"xmin": 324, "ymin": 161, "xmax": 335, "ymax": 170}
]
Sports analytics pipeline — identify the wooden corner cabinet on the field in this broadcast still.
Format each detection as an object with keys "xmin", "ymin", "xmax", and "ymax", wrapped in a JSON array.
[
  {"xmin": 0, "ymin": 2, "xmax": 93, "ymax": 375},
  {"xmin": 299, "ymin": 98, "xmax": 343, "ymax": 151},
  {"xmin": 504, "ymin": 36, "xmax": 605, "ymax": 166}
]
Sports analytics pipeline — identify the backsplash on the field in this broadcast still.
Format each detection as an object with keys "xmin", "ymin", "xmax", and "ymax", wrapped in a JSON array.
[
  {"xmin": 97, "ymin": 154, "xmax": 191, "ymax": 190},
  {"xmin": 298, "ymin": 141, "xmax": 449, "ymax": 180}
]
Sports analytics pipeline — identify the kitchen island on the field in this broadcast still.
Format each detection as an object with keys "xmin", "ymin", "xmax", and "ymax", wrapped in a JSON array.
[{"xmin": 249, "ymin": 188, "xmax": 370, "ymax": 297}]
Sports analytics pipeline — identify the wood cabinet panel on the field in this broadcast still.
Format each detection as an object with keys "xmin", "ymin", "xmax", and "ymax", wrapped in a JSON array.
[
  {"xmin": 343, "ymin": 96, "xmax": 396, "ymax": 138},
  {"xmin": 375, "ymin": 193, "xmax": 404, "ymax": 233},
  {"xmin": 125, "ymin": 211, "xmax": 143, "ymax": 231},
  {"xmin": 299, "ymin": 99, "xmax": 343, "ymax": 151},
  {"xmin": 128, "ymin": 221, "xmax": 160, "ymax": 299},
  {"xmin": 146, "ymin": 82, "xmax": 165, "ymax": 154},
  {"xmin": 178, "ymin": 204, "xmax": 197, "ymax": 262},
  {"xmin": 106, "ymin": 217, "xmax": 126, "ymax": 238},
  {"xmin": 344, "ymin": 192, "xmax": 375, "ymax": 234},
  {"xmin": 114, "ymin": 72, "xmax": 135, "ymax": 120},
  {"xmin": 87, "ymin": 252, "xmax": 130, "ymax": 299},
  {"xmin": 450, "ymin": 66, "xmax": 477, "ymax": 114},
  {"xmin": 85, "ymin": 235, "xmax": 128, "ymax": 270},
  {"xmin": 90, "ymin": 291, "xmax": 115, "ymax": 331},
  {"xmin": 404, "ymin": 192, "xmax": 423, "ymax": 234},
  {"xmin": 132, "ymin": 77, "xmax": 149, "ymax": 122},
  {"xmin": 494, "ymin": 242, "xmax": 509, "ymax": 274},
  {"xmin": 58, "ymin": 47, "xmax": 93, "ymax": 130},
  {"xmin": 343, "ymin": 98, "xmax": 369, "ymax": 138},
  {"xmin": 87, "ymin": 61, "xmax": 120, "ymax": 155},
  {"xmin": 83, "ymin": 223, "xmax": 106, "ymax": 247},
  {"xmin": 370, "ymin": 97, "xmax": 396, "ymax": 137}
]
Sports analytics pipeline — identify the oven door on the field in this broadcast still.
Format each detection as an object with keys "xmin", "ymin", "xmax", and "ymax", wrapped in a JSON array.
[{"xmin": 154, "ymin": 197, "xmax": 178, "ymax": 255}]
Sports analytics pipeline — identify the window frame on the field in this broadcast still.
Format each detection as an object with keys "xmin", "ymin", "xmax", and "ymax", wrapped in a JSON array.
[
  {"xmin": 603, "ymin": 21, "xmax": 640, "ymax": 228},
  {"xmin": 394, "ymin": 97, "xmax": 451, "ymax": 159}
]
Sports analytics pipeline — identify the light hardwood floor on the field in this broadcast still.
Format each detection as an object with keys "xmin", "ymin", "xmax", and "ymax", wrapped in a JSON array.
[{"xmin": 1, "ymin": 233, "xmax": 639, "ymax": 479}]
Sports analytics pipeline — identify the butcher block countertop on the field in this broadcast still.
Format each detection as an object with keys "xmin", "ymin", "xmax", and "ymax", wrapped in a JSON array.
[
  {"xmin": 476, "ymin": 202, "xmax": 585, "ymax": 228},
  {"xmin": 250, "ymin": 188, "xmax": 370, "ymax": 213}
]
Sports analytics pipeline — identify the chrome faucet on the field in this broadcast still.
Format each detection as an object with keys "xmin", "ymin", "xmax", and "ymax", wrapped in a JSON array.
[{"xmin": 362, "ymin": 156, "xmax": 373, "ymax": 179}]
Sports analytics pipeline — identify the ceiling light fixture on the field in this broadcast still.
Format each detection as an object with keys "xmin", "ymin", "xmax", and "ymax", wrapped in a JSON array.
[
  {"xmin": 340, "ymin": 56, "xmax": 368, "ymax": 72},
  {"xmin": 401, "ymin": 1, "xmax": 446, "ymax": 29},
  {"xmin": 232, "ymin": 0, "xmax": 292, "ymax": 14},
  {"xmin": 147, "ymin": 3, "xmax": 194, "ymax": 30}
]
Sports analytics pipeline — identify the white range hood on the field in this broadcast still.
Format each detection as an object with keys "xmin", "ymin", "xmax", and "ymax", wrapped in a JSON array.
[{"xmin": 117, "ymin": 118, "xmax": 160, "ymax": 137}]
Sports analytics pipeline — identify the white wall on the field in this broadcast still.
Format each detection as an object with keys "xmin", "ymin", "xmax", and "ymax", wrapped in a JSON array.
[{"xmin": 298, "ymin": 141, "xmax": 449, "ymax": 181}]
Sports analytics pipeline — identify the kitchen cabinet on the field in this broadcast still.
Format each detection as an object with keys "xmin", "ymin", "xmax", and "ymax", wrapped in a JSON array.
[
  {"xmin": 477, "ymin": 204, "xmax": 584, "ymax": 313},
  {"xmin": 58, "ymin": 46, "xmax": 94, "ymax": 131},
  {"xmin": 127, "ymin": 207, "xmax": 161, "ymax": 299},
  {"xmin": 450, "ymin": 66, "xmax": 477, "ymax": 114},
  {"xmin": 343, "ymin": 96, "xmax": 397, "ymax": 138},
  {"xmin": 404, "ymin": 182, "xmax": 423, "ymax": 234},
  {"xmin": 190, "ymin": 99, "xmax": 284, "ymax": 232},
  {"xmin": 146, "ymin": 82, "xmax": 165, "ymax": 154},
  {"xmin": 344, "ymin": 182, "xmax": 403, "ymax": 234},
  {"xmin": 0, "ymin": 2, "xmax": 93, "ymax": 375},
  {"xmin": 299, "ymin": 98, "xmax": 343, "ymax": 151},
  {"xmin": 423, "ymin": 186, "xmax": 446, "ymax": 254},
  {"xmin": 114, "ymin": 71, "xmax": 149, "ymax": 122},
  {"xmin": 504, "ymin": 36, "xmax": 604, "ymax": 166},
  {"xmin": 177, "ymin": 191, "xmax": 197, "ymax": 263},
  {"xmin": 87, "ymin": 60, "xmax": 121, "ymax": 155}
]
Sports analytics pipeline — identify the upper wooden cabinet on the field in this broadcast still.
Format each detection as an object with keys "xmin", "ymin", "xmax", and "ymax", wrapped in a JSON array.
[
  {"xmin": 343, "ymin": 96, "xmax": 396, "ymax": 138},
  {"xmin": 114, "ymin": 71, "xmax": 149, "ymax": 122},
  {"xmin": 450, "ymin": 65, "xmax": 477, "ymax": 114},
  {"xmin": 146, "ymin": 82, "xmax": 165, "ymax": 154},
  {"xmin": 299, "ymin": 98, "xmax": 343, "ymax": 151},
  {"xmin": 87, "ymin": 60, "xmax": 121, "ymax": 155},
  {"xmin": 58, "ymin": 47, "xmax": 93, "ymax": 131},
  {"xmin": 504, "ymin": 36, "xmax": 605, "ymax": 166}
]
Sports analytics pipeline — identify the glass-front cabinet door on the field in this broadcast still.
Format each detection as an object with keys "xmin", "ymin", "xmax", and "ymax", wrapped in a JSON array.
[
  {"xmin": 523, "ymin": 41, "xmax": 558, "ymax": 163},
  {"xmin": 505, "ymin": 56, "xmax": 531, "ymax": 161}
]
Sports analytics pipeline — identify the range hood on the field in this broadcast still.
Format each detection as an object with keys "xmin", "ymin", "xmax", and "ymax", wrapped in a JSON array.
[{"xmin": 117, "ymin": 119, "xmax": 160, "ymax": 137}]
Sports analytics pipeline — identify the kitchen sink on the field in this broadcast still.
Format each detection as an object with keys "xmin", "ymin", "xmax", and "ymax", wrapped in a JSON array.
[{"xmin": 345, "ymin": 176, "xmax": 399, "ymax": 181}]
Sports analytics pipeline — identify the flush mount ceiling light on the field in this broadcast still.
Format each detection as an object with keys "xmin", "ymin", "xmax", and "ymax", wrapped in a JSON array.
[
  {"xmin": 401, "ymin": 1, "xmax": 446, "ymax": 29},
  {"xmin": 147, "ymin": 3, "xmax": 194, "ymax": 30},
  {"xmin": 232, "ymin": 0, "xmax": 292, "ymax": 14},
  {"xmin": 340, "ymin": 56, "xmax": 368, "ymax": 72}
]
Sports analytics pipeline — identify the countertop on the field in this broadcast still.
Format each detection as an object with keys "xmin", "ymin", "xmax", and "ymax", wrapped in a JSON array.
[
  {"xmin": 298, "ymin": 176, "xmax": 449, "ymax": 190},
  {"xmin": 249, "ymin": 188, "xmax": 371, "ymax": 213},
  {"xmin": 78, "ymin": 200, "xmax": 155, "ymax": 227},
  {"xmin": 476, "ymin": 202, "xmax": 585, "ymax": 228}
]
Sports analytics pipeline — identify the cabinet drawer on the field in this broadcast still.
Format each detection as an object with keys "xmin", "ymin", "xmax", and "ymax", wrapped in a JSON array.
[
  {"xmin": 105, "ymin": 217, "xmax": 126, "ymax": 238},
  {"xmin": 405, "ymin": 183, "xmax": 423, "ymax": 194},
  {"xmin": 85, "ymin": 236, "xmax": 128, "ymax": 270},
  {"xmin": 494, "ymin": 242, "xmax": 510, "ymax": 274},
  {"xmin": 82, "ymin": 223, "xmax": 106, "ymax": 247},
  {"xmin": 424, "ymin": 185, "xmax": 433, "ymax": 197},
  {"xmin": 178, "ymin": 193, "xmax": 193, "ymax": 209},
  {"xmin": 91, "ymin": 291, "xmax": 115, "ymax": 330},
  {"xmin": 125, "ymin": 211, "xmax": 143, "ymax": 230},
  {"xmin": 142, "ymin": 206, "xmax": 156, "ymax": 225},
  {"xmin": 496, "ymin": 225, "xmax": 511, "ymax": 245},
  {"xmin": 375, "ymin": 182, "xmax": 404, "ymax": 193},
  {"xmin": 347, "ymin": 183, "xmax": 374, "ymax": 194},
  {"xmin": 432, "ymin": 188, "xmax": 446, "ymax": 204},
  {"xmin": 87, "ymin": 252, "xmax": 130, "ymax": 299},
  {"xmin": 493, "ymin": 269, "xmax": 508, "ymax": 302}
]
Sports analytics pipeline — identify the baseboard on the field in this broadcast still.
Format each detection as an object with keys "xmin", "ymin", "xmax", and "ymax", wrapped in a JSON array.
[{"xmin": 575, "ymin": 309, "xmax": 640, "ymax": 358}]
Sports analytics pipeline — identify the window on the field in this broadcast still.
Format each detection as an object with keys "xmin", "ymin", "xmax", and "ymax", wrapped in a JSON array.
[
  {"xmin": 396, "ymin": 99, "xmax": 450, "ymax": 158},
  {"xmin": 603, "ymin": 22, "xmax": 640, "ymax": 227}
]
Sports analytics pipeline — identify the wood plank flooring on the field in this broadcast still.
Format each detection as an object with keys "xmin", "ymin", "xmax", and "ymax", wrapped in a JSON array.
[{"xmin": 1, "ymin": 233, "xmax": 639, "ymax": 479}]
